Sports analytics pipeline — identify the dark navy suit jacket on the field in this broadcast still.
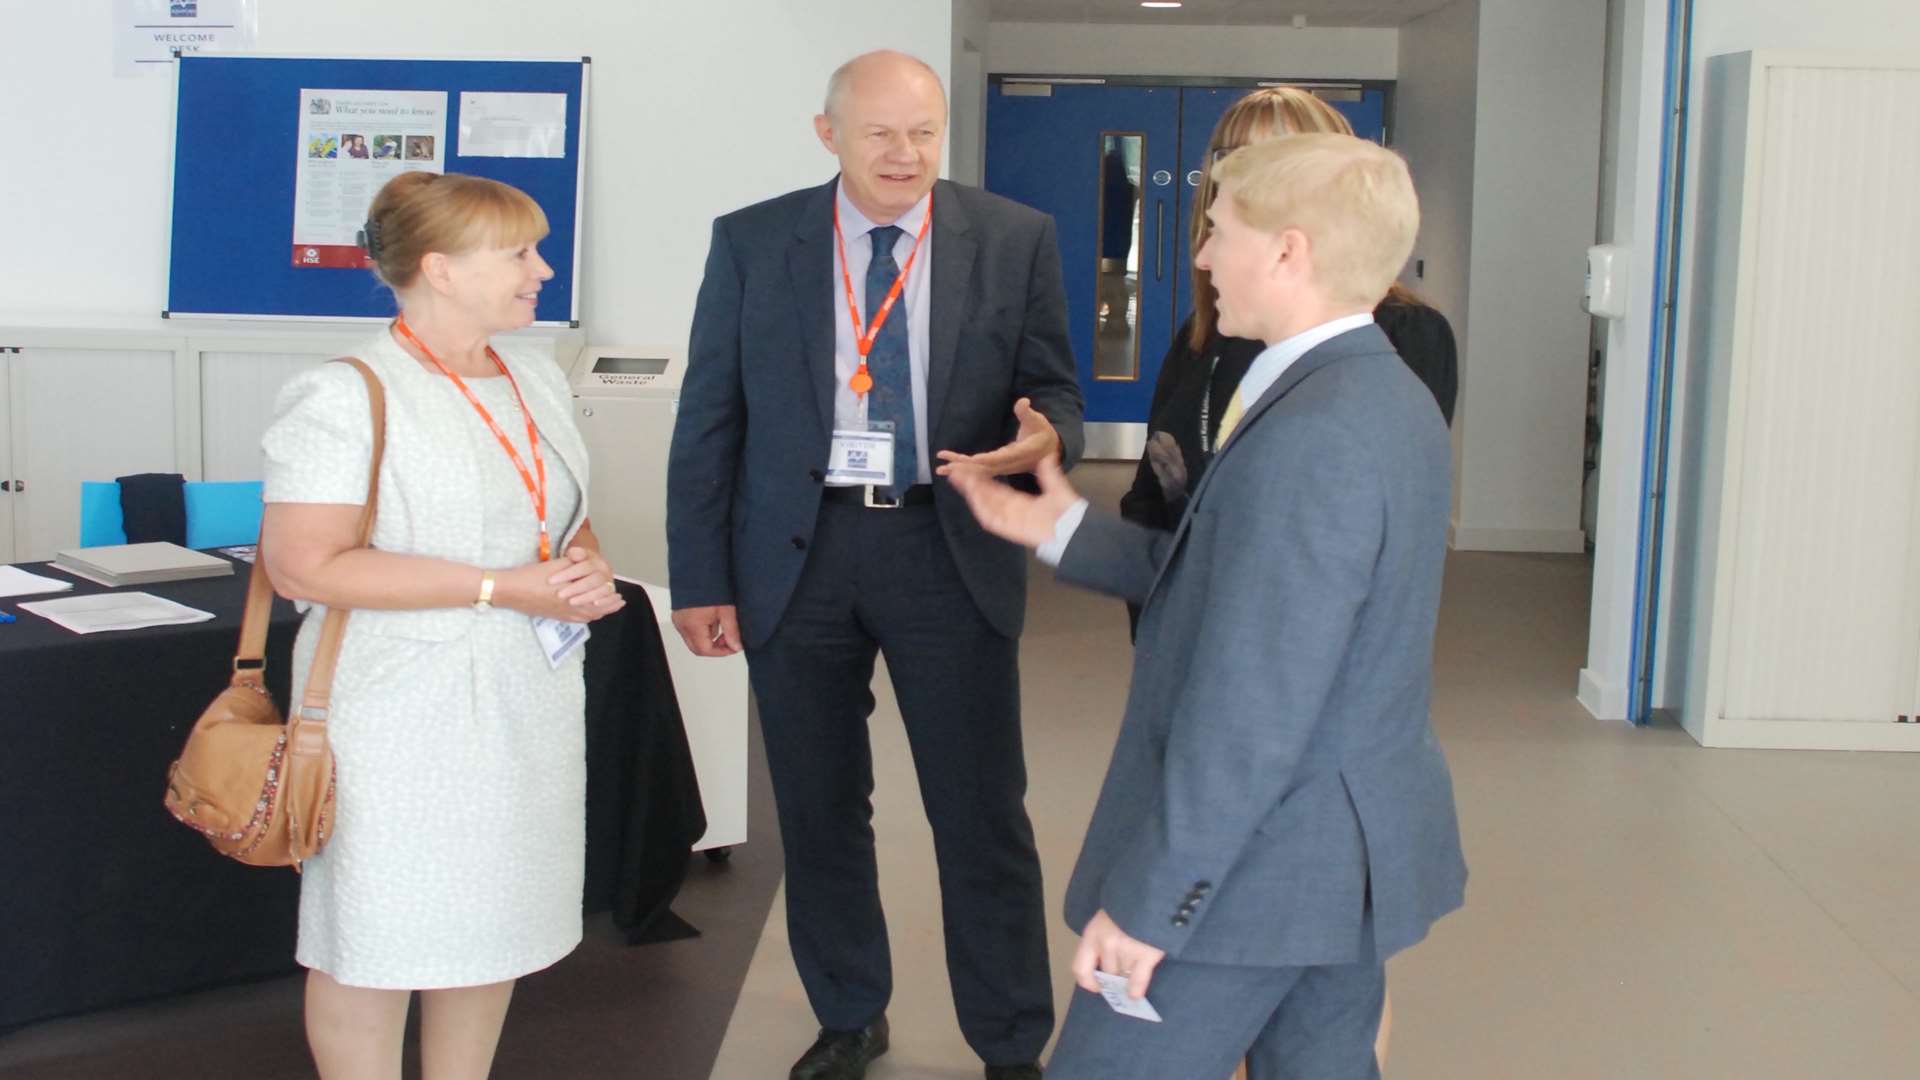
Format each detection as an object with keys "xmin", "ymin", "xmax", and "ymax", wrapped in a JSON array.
[{"xmin": 667, "ymin": 178, "xmax": 1085, "ymax": 647}]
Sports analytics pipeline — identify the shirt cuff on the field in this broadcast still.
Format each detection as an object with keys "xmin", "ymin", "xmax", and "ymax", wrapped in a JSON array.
[{"xmin": 1036, "ymin": 498, "xmax": 1090, "ymax": 567}]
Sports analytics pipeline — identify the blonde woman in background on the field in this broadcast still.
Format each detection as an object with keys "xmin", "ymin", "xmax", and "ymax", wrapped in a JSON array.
[
  {"xmin": 1121, "ymin": 86, "xmax": 1457, "ymax": 535},
  {"xmin": 261, "ymin": 171, "xmax": 623, "ymax": 1079}
]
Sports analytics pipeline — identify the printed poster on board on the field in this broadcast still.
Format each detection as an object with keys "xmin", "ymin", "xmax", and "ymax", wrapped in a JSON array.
[{"xmin": 292, "ymin": 89, "xmax": 447, "ymax": 269}]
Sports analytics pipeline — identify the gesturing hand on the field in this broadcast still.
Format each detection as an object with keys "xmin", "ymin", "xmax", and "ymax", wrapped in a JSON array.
[
  {"xmin": 1073, "ymin": 909, "xmax": 1166, "ymax": 1001},
  {"xmin": 935, "ymin": 397, "xmax": 1060, "ymax": 478},
  {"xmin": 945, "ymin": 451, "xmax": 1079, "ymax": 550}
]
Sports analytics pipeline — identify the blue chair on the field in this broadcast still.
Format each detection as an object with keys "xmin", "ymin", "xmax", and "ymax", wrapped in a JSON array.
[
  {"xmin": 78, "ymin": 481, "xmax": 128, "ymax": 547},
  {"xmin": 184, "ymin": 481, "xmax": 266, "ymax": 548},
  {"xmin": 77, "ymin": 480, "xmax": 265, "ymax": 548}
]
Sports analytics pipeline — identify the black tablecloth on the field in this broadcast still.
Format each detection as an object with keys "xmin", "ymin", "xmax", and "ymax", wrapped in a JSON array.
[{"xmin": 0, "ymin": 563, "xmax": 702, "ymax": 1032}]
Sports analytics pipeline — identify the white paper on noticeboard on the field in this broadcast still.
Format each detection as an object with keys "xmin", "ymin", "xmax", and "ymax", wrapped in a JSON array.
[{"xmin": 458, "ymin": 92, "xmax": 568, "ymax": 158}]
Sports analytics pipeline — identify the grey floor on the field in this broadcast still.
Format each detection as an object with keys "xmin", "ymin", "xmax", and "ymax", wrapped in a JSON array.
[
  {"xmin": 5, "ymin": 462, "xmax": 1916, "ymax": 1078},
  {"xmin": 712, "ymin": 463, "xmax": 1920, "ymax": 1079}
]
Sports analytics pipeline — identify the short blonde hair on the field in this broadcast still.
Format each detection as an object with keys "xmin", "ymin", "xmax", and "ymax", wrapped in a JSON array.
[
  {"xmin": 1211, "ymin": 133, "xmax": 1418, "ymax": 309},
  {"xmin": 362, "ymin": 172, "xmax": 549, "ymax": 291},
  {"xmin": 1188, "ymin": 87, "xmax": 1353, "ymax": 349}
]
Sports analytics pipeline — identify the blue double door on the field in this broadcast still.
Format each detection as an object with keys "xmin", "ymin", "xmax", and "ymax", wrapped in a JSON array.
[{"xmin": 985, "ymin": 81, "xmax": 1388, "ymax": 444}]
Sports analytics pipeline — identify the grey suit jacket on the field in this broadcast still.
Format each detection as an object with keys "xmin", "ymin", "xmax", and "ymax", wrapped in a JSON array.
[
  {"xmin": 1057, "ymin": 324, "xmax": 1466, "ymax": 968},
  {"xmin": 667, "ymin": 178, "xmax": 1085, "ymax": 647}
]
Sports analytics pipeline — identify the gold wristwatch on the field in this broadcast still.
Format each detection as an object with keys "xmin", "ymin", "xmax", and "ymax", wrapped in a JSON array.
[{"xmin": 474, "ymin": 570, "xmax": 496, "ymax": 612}]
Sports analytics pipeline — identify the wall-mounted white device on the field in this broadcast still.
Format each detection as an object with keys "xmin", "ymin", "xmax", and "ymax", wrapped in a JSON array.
[{"xmin": 1584, "ymin": 243, "xmax": 1628, "ymax": 320}]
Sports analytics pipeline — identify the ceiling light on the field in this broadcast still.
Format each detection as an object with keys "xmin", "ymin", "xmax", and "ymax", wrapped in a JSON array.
[
  {"xmin": 1292, "ymin": 14, "xmax": 1308, "ymax": 28},
  {"xmin": 1140, "ymin": 2, "xmax": 1184, "ymax": 8}
]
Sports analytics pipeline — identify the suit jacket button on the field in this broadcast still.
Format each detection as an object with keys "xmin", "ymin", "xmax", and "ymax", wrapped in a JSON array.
[
  {"xmin": 809, "ymin": 468, "xmax": 825, "ymax": 483},
  {"xmin": 790, "ymin": 536, "xmax": 807, "ymax": 550},
  {"xmin": 1178, "ymin": 901, "xmax": 1198, "ymax": 915},
  {"xmin": 1194, "ymin": 881, "xmax": 1213, "ymax": 894},
  {"xmin": 1170, "ymin": 915, "xmax": 1190, "ymax": 928}
]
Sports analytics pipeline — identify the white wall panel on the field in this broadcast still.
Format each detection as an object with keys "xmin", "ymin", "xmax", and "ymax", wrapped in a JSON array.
[
  {"xmin": 199, "ymin": 351, "xmax": 338, "ymax": 482},
  {"xmin": 10, "ymin": 347, "xmax": 182, "ymax": 560}
]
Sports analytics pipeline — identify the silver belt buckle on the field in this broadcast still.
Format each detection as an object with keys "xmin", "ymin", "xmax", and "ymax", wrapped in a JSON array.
[{"xmin": 863, "ymin": 485, "xmax": 902, "ymax": 510}]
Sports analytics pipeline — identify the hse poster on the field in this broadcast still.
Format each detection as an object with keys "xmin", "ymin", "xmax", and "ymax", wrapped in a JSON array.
[{"xmin": 291, "ymin": 88, "xmax": 447, "ymax": 269}]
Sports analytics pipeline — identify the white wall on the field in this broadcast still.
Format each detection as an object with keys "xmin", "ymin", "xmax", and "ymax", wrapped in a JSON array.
[
  {"xmin": 1580, "ymin": 0, "xmax": 1920, "ymax": 718},
  {"xmin": 951, "ymin": 0, "xmax": 991, "ymax": 187},
  {"xmin": 0, "ymin": 1, "xmax": 953, "ymax": 346},
  {"xmin": 1395, "ymin": 0, "xmax": 1480, "ymax": 523},
  {"xmin": 1450, "ymin": 0, "xmax": 1605, "ymax": 554},
  {"xmin": 1579, "ymin": 0, "xmax": 1666, "ymax": 722},
  {"xmin": 986, "ymin": 22, "xmax": 1399, "ymax": 80}
]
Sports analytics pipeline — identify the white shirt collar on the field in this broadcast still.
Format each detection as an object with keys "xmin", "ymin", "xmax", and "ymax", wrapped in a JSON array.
[
  {"xmin": 1237, "ymin": 312, "xmax": 1378, "ymax": 410},
  {"xmin": 835, "ymin": 180, "xmax": 931, "ymax": 243}
]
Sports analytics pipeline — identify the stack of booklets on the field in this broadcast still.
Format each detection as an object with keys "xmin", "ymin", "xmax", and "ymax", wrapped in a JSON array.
[{"xmin": 52, "ymin": 542, "xmax": 235, "ymax": 588}]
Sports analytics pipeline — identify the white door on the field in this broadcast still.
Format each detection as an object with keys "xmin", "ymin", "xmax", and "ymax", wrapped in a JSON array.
[{"xmin": 10, "ymin": 347, "xmax": 180, "ymax": 561}]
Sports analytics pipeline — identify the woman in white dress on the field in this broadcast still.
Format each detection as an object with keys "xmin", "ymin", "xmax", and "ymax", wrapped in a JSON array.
[{"xmin": 260, "ymin": 172, "xmax": 624, "ymax": 1080}]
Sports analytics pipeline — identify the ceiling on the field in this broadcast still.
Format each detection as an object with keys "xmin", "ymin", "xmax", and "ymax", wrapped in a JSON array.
[{"xmin": 986, "ymin": 0, "xmax": 1459, "ymax": 29}]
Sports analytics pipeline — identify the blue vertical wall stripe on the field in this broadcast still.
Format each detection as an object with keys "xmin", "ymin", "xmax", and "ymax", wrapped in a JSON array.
[
  {"xmin": 1626, "ymin": 0, "xmax": 1697, "ymax": 724},
  {"xmin": 167, "ymin": 55, "xmax": 586, "ymax": 323}
]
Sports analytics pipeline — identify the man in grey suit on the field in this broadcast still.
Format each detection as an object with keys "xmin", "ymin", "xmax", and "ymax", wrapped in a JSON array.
[
  {"xmin": 666, "ymin": 50, "xmax": 1083, "ymax": 1080},
  {"xmin": 950, "ymin": 133, "xmax": 1466, "ymax": 1079}
]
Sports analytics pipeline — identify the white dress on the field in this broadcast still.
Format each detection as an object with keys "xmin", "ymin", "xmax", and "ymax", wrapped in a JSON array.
[{"xmin": 262, "ymin": 333, "xmax": 587, "ymax": 989}]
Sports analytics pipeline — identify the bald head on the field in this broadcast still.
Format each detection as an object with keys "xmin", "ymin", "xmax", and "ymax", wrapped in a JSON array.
[
  {"xmin": 814, "ymin": 50, "xmax": 948, "ymax": 225},
  {"xmin": 824, "ymin": 50, "xmax": 947, "ymax": 121}
]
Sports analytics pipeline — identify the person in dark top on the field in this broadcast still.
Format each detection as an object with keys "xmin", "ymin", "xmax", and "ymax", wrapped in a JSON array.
[
  {"xmin": 1121, "ymin": 88, "xmax": 1458, "ymax": 538},
  {"xmin": 1114, "ymin": 85, "xmax": 1458, "ymax": 1077}
]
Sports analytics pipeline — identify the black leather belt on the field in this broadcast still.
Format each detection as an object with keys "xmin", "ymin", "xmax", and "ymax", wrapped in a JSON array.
[{"xmin": 821, "ymin": 483, "xmax": 935, "ymax": 509}]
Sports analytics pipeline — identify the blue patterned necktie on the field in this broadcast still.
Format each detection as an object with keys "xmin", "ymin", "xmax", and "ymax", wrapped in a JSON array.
[{"xmin": 865, "ymin": 224, "xmax": 916, "ymax": 499}]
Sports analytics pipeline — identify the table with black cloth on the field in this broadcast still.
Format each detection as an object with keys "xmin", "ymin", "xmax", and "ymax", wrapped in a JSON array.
[{"xmin": 0, "ymin": 565, "xmax": 702, "ymax": 1033}]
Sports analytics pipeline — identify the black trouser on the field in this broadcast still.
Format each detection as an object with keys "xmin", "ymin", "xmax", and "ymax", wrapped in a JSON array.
[{"xmin": 746, "ymin": 500, "xmax": 1054, "ymax": 1065}]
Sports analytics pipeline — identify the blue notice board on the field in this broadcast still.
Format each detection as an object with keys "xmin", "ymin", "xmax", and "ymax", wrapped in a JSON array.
[{"xmin": 167, "ymin": 55, "xmax": 588, "ymax": 324}]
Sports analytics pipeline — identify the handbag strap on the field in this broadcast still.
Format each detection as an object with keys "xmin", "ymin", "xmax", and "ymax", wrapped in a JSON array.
[{"xmin": 230, "ymin": 357, "xmax": 387, "ymax": 702}]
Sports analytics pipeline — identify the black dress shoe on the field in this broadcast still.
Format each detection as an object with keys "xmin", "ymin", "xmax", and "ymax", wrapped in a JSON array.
[
  {"xmin": 984, "ymin": 1065, "xmax": 1043, "ymax": 1080},
  {"xmin": 788, "ymin": 1016, "xmax": 890, "ymax": 1080}
]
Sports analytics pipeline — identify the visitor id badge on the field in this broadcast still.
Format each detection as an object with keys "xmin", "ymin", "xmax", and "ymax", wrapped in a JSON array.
[
  {"xmin": 531, "ymin": 616, "xmax": 590, "ymax": 669},
  {"xmin": 824, "ymin": 422, "xmax": 895, "ymax": 488},
  {"xmin": 1092, "ymin": 970, "xmax": 1164, "ymax": 1022}
]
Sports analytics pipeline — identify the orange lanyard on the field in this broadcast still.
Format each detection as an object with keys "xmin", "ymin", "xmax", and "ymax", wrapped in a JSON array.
[
  {"xmin": 833, "ymin": 196, "xmax": 932, "ymax": 396},
  {"xmin": 393, "ymin": 316, "xmax": 553, "ymax": 561}
]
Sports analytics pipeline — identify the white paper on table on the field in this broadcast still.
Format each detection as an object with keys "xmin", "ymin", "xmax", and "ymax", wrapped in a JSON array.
[
  {"xmin": 18, "ymin": 592, "xmax": 216, "ymax": 634},
  {"xmin": 0, "ymin": 565, "xmax": 76, "ymax": 598},
  {"xmin": 458, "ymin": 92, "xmax": 568, "ymax": 158}
]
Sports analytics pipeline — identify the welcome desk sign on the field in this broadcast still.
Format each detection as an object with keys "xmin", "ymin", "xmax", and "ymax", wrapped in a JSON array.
[{"xmin": 115, "ymin": 0, "xmax": 258, "ymax": 77}]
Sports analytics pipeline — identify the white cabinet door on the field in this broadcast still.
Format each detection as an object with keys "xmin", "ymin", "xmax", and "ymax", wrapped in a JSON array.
[
  {"xmin": 11, "ymin": 347, "xmax": 181, "ymax": 561},
  {"xmin": 200, "ymin": 349, "xmax": 338, "ymax": 481}
]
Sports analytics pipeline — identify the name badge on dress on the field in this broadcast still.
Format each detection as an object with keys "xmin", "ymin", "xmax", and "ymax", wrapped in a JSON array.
[
  {"xmin": 531, "ymin": 616, "xmax": 590, "ymax": 669},
  {"xmin": 824, "ymin": 422, "xmax": 895, "ymax": 488}
]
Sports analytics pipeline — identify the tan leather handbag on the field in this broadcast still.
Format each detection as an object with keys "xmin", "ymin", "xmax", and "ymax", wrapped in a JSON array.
[{"xmin": 164, "ymin": 358, "xmax": 386, "ymax": 869}]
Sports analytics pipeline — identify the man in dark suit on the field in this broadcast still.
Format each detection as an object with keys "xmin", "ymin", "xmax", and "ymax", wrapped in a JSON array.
[
  {"xmin": 949, "ymin": 133, "xmax": 1466, "ymax": 1079},
  {"xmin": 666, "ymin": 50, "xmax": 1083, "ymax": 1080}
]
